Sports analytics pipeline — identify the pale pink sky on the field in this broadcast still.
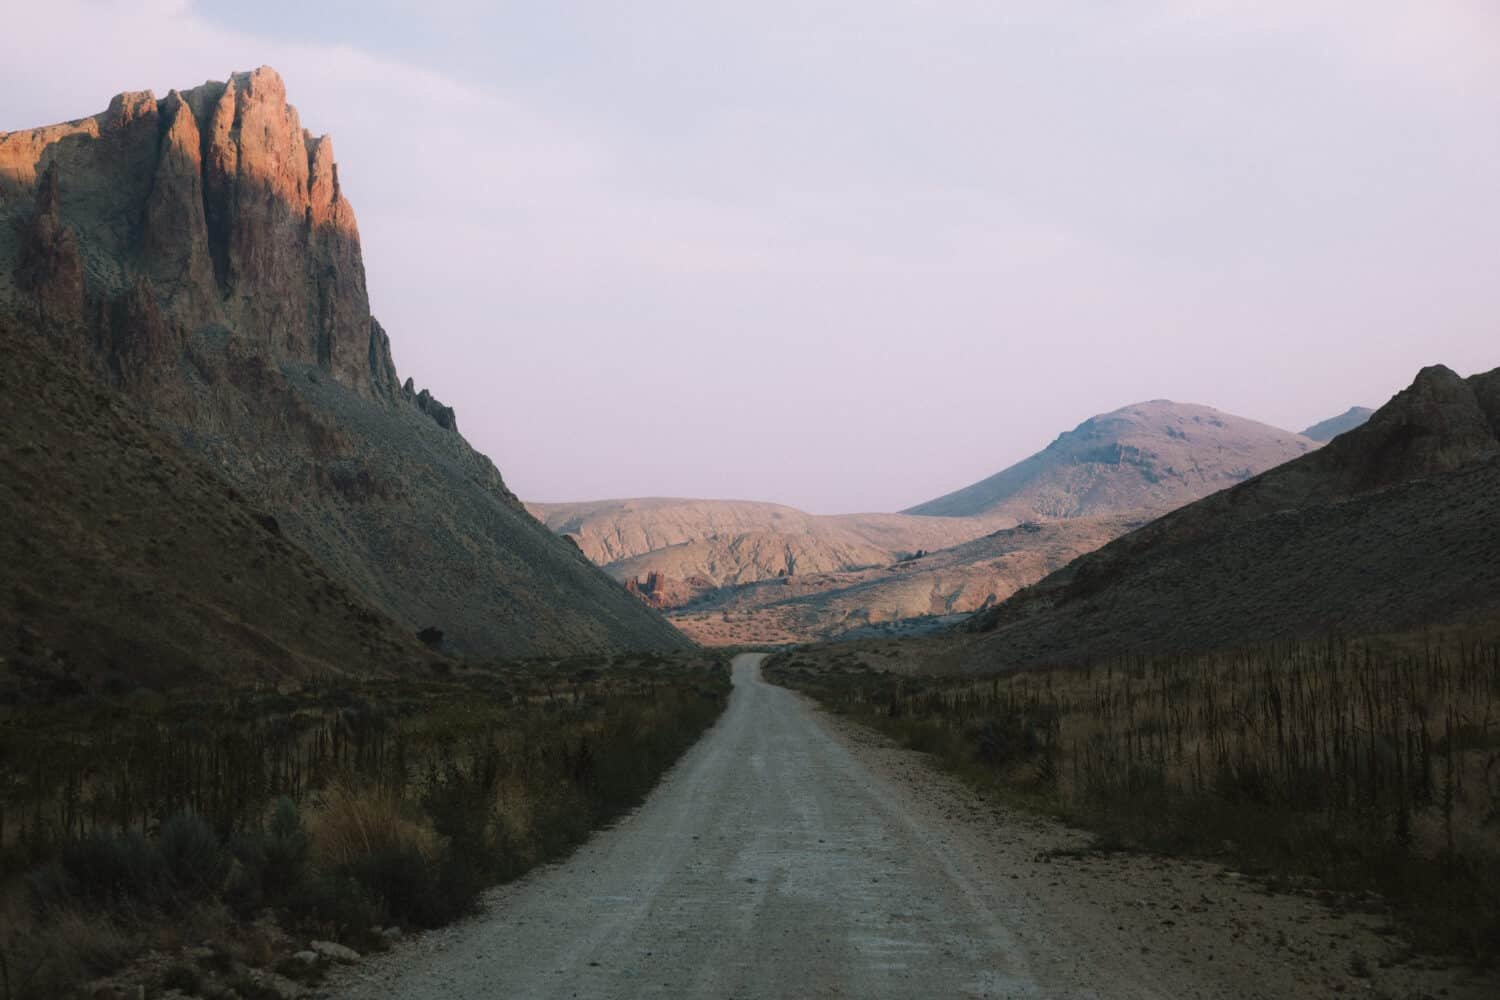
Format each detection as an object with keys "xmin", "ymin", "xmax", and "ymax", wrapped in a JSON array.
[{"xmin": 4, "ymin": 2, "xmax": 1498, "ymax": 513}]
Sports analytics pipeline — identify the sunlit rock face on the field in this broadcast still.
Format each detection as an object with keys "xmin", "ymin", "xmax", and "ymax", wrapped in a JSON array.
[
  {"xmin": 0, "ymin": 68, "xmax": 690, "ymax": 658},
  {"xmin": 0, "ymin": 67, "xmax": 381, "ymax": 394}
]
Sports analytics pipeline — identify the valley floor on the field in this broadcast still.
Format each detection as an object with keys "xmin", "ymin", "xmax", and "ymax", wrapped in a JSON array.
[{"xmin": 327, "ymin": 655, "xmax": 1495, "ymax": 999}]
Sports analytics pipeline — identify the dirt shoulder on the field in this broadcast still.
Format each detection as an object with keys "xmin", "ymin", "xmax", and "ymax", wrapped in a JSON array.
[{"xmin": 814, "ymin": 704, "xmax": 1498, "ymax": 1000}]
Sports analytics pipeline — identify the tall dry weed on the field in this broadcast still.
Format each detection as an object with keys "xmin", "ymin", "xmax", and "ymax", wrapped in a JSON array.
[{"xmin": 307, "ymin": 780, "xmax": 437, "ymax": 869}]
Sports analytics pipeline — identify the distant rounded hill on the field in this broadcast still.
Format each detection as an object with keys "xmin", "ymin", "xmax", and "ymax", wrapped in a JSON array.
[
  {"xmin": 1300, "ymin": 405, "xmax": 1374, "ymax": 442},
  {"xmin": 904, "ymin": 401, "xmax": 1320, "ymax": 520}
]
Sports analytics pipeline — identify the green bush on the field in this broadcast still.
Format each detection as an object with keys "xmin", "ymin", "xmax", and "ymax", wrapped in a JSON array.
[
  {"xmin": 59, "ymin": 831, "xmax": 168, "ymax": 906},
  {"xmin": 263, "ymin": 797, "xmax": 311, "ymax": 899},
  {"xmin": 158, "ymin": 813, "xmax": 230, "ymax": 898},
  {"xmin": 283, "ymin": 870, "xmax": 379, "ymax": 936},
  {"xmin": 339, "ymin": 843, "xmax": 481, "ymax": 929}
]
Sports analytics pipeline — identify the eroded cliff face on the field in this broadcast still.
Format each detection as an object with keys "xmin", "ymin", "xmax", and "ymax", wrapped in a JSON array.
[
  {"xmin": 0, "ymin": 68, "xmax": 689, "ymax": 658},
  {"xmin": 0, "ymin": 67, "xmax": 383, "ymax": 393}
]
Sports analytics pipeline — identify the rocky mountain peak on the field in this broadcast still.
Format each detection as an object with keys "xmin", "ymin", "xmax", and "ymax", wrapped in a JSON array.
[
  {"xmin": 0, "ymin": 66, "xmax": 383, "ymax": 398},
  {"xmin": 1313, "ymin": 364, "xmax": 1500, "ymax": 492},
  {"xmin": 0, "ymin": 69, "xmax": 691, "ymax": 659}
]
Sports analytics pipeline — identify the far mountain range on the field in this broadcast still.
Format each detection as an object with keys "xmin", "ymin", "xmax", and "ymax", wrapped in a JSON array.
[{"xmin": 529, "ymin": 400, "xmax": 1371, "ymax": 643}]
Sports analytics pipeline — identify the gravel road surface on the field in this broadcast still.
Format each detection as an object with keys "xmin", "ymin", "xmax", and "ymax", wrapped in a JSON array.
[{"xmin": 331, "ymin": 653, "xmax": 1495, "ymax": 999}]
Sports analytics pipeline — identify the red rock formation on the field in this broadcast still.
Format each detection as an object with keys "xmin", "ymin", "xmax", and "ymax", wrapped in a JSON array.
[
  {"xmin": 11, "ymin": 167, "xmax": 86, "ymax": 328},
  {"xmin": 0, "ymin": 66, "xmax": 387, "ymax": 397},
  {"xmin": 625, "ymin": 571, "xmax": 674, "ymax": 607},
  {"xmin": 143, "ymin": 91, "xmax": 217, "ymax": 326}
]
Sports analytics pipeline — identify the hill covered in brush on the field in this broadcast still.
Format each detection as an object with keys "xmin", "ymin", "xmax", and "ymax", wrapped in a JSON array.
[{"xmin": 960, "ymin": 365, "xmax": 1500, "ymax": 670}]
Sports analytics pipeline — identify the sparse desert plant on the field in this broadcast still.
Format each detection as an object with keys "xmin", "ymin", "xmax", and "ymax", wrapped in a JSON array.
[
  {"xmin": 262, "ymin": 796, "xmax": 311, "ymax": 899},
  {"xmin": 57, "ymin": 830, "xmax": 169, "ymax": 907}
]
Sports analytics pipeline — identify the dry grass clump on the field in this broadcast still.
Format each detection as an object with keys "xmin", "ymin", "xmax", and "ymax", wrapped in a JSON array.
[
  {"xmin": 308, "ymin": 782, "xmax": 438, "ymax": 869},
  {"xmin": 0, "ymin": 895, "xmax": 132, "ymax": 1000}
]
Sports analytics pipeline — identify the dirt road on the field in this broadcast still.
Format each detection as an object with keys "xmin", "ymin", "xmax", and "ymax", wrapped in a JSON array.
[{"xmin": 331, "ymin": 653, "xmax": 1492, "ymax": 999}]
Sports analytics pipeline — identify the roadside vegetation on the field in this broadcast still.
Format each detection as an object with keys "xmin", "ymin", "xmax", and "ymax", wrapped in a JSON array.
[
  {"xmin": 0, "ymin": 651, "xmax": 729, "ymax": 998},
  {"xmin": 767, "ymin": 632, "xmax": 1500, "ymax": 964}
]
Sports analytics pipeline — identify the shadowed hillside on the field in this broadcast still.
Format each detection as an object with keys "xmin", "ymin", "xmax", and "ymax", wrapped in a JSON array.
[
  {"xmin": 0, "ymin": 314, "xmax": 437, "ymax": 699},
  {"xmin": 960, "ymin": 365, "xmax": 1500, "ymax": 670},
  {"xmin": 0, "ymin": 69, "xmax": 687, "ymax": 657}
]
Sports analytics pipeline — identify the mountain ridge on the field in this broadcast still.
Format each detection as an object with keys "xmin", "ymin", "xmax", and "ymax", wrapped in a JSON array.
[
  {"xmin": 959, "ymin": 363, "xmax": 1500, "ymax": 670},
  {"xmin": 0, "ymin": 67, "xmax": 688, "ymax": 659},
  {"xmin": 1301, "ymin": 405, "xmax": 1374, "ymax": 442},
  {"xmin": 532, "ymin": 400, "xmax": 1326, "ymax": 643},
  {"xmin": 528, "ymin": 497, "xmax": 1008, "ymax": 587},
  {"xmin": 905, "ymin": 400, "xmax": 1319, "ymax": 519}
]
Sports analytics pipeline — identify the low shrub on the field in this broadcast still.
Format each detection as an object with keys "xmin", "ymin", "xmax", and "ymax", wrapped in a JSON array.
[
  {"xmin": 58, "ymin": 831, "xmax": 168, "ymax": 908},
  {"xmin": 158, "ymin": 813, "xmax": 230, "ymax": 898}
]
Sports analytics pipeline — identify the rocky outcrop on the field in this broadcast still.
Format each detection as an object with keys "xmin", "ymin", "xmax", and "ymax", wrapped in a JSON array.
[
  {"xmin": 404, "ymin": 378, "xmax": 458, "ymax": 432},
  {"xmin": 625, "ymin": 571, "xmax": 668, "ymax": 606},
  {"xmin": 12, "ymin": 167, "xmax": 86, "ymax": 327},
  {"xmin": 369, "ymin": 318, "xmax": 399, "ymax": 395},
  {"xmin": 624, "ymin": 570, "xmax": 713, "ymax": 610},
  {"xmin": 143, "ymin": 91, "xmax": 217, "ymax": 324},
  {"xmin": 1310, "ymin": 365, "xmax": 1500, "ymax": 494},
  {"xmin": 0, "ymin": 67, "xmax": 386, "ymax": 397},
  {"xmin": 0, "ymin": 69, "xmax": 689, "ymax": 658}
]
